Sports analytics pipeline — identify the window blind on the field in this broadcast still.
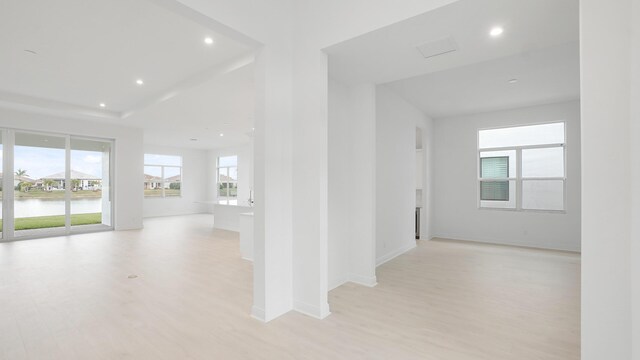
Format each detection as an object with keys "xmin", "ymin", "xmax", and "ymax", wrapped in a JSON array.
[{"xmin": 480, "ymin": 156, "xmax": 509, "ymax": 201}]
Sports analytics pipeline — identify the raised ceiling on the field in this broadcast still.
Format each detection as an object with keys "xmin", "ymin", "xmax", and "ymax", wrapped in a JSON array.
[
  {"xmin": 325, "ymin": 0, "xmax": 579, "ymax": 119},
  {"xmin": 0, "ymin": 0, "xmax": 253, "ymax": 115},
  {"xmin": 386, "ymin": 41, "xmax": 580, "ymax": 119},
  {"xmin": 326, "ymin": 0, "xmax": 578, "ymax": 85},
  {"xmin": 136, "ymin": 63, "xmax": 255, "ymax": 150}
]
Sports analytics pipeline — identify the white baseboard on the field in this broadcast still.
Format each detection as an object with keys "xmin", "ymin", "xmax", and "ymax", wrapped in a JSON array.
[
  {"xmin": 251, "ymin": 306, "xmax": 265, "ymax": 322},
  {"xmin": 142, "ymin": 211, "xmax": 209, "ymax": 220},
  {"xmin": 349, "ymin": 273, "xmax": 378, "ymax": 287},
  {"xmin": 293, "ymin": 300, "xmax": 331, "ymax": 320},
  {"xmin": 432, "ymin": 234, "xmax": 580, "ymax": 253},
  {"xmin": 376, "ymin": 241, "xmax": 417, "ymax": 267},
  {"xmin": 213, "ymin": 224, "xmax": 239, "ymax": 232},
  {"xmin": 329, "ymin": 276, "xmax": 349, "ymax": 291}
]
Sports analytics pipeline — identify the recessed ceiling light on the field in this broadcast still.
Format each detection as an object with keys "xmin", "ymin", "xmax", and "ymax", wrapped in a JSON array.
[
  {"xmin": 204, "ymin": 37, "xmax": 214, "ymax": 45},
  {"xmin": 508, "ymin": 78, "xmax": 518, "ymax": 84},
  {"xmin": 490, "ymin": 27, "xmax": 504, "ymax": 37},
  {"xmin": 136, "ymin": 79, "xmax": 144, "ymax": 86},
  {"xmin": 190, "ymin": 138, "xmax": 198, "ymax": 141},
  {"xmin": 99, "ymin": 103, "xmax": 106, "ymax": 108},
  {"xmin": 219, "ymin": 133, "xmax": 224, "ymax": 137}
]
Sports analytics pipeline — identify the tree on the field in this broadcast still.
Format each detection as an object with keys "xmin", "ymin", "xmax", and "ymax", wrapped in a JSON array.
[
  {"xmin": 71, "ymin": 179, "xmax": 81, "ymax": 191},
  {"xmin": 44, "ymin": 179, "xmax": 55, "ymax": 192},
  {"xmin": 18, "ymin": 181, "xmax": 30, "ymax": 192},
  {"xmin": 15, "ymin": 168, "xmax": 28, "ymax": 177}
]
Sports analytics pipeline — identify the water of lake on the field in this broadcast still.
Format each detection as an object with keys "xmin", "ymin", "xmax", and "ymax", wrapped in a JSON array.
[{"xmin": 0, "ymin": 198, "xmax": 102, "ymax": 218}]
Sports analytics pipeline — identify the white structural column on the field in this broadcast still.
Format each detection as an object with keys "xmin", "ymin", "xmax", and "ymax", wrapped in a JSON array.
[
  {"xmin": 348, "ymin": 84, "xmax": 378, "ymax": 286},
  {"xmin": 1, "ymin": 129, "xmax": 15, "ymax": 239},
  {"xmin": 291, "ymin": 39, "xmax": 331, "ymax": 318},
  {"xmin": 631, "ymin": 0, "xmax": 640, "ymax": 358},
  {"xmin": 101, "ymin": 149, "xmax": 111, "ymax": 226},
  {"xmin": 252, "ymin": 44, "xmax": 295, "ymax": 321},
  {"xmin": 581, "ymin": 0, "xmax": 633, "ymax": 359}
]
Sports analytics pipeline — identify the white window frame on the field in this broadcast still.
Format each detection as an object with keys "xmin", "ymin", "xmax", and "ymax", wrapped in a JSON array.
[
  {"xmin": 217, "ymin": 156, "xmax": 238, "ymax": 205},
  {"xmin": 1, "ymin": 128, "xmax": 115, "ymax": 242},
  {"xmin": 144, "ymin": 155, "xmax": 182, "ymax": 198},
  {"xmin": 477, "ymin": 121, "xmax": 567, "ymax": 213}
]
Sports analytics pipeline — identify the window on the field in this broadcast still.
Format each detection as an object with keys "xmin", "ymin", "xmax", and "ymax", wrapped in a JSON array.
[
  {"xmin": 480, "ymin": 156, "xmax": 509, "ymax": 201},
  {"xmin": 478, "ymin": 122, "xmax": 565, "ymax": 211},
  {"xmin": 217, "ymin": 155, "xmax": 238, "ymax": 205},
  {"xmin": 144, "ymin": 154, "xmax": 182, "ymax": 197},
  {"xmin": 0, "ymin": 129, "xmax": 114, "ymax": 240}
]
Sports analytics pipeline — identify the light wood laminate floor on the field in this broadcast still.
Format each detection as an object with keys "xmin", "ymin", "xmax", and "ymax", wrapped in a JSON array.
[{"xmin": 0, "ymin": 215, "xmax": 580, "ymax": 359}]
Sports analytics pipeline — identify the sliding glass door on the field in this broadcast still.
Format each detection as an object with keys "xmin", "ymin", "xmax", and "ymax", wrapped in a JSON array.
[
  {"xmin": 0, "ymin": 132, "xmax": 3, "ymax": 237},
  {"xmin": 0, "ymin": 129, "xmax": 114, "ymax": 240},
  {"xmin": 70, "ymin": 138, "xmax": 112, "ymax": 232},
  {"xmin": 13, "ymin": 132, "xmax": 68, "ymax": 237}
]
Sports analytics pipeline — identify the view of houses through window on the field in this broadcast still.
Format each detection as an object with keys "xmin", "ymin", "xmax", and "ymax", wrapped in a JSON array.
[
  {"xmin": 0, "ymin": 132, "xmax": 3, "ymax": 236},
  {"xmin": 0, "ymin": 129, "xmax": 113, "ymax": 239},
  {"xmin": 478, "ymin": 122, "xmax": 566, "ymax": 211},
  {"xmin": 217, "ymin": 155, "xmax": 238, "ymax": 205},
  {"xmin": 144, "ymin": 154, "xmax": 182, "ymax": 197}
]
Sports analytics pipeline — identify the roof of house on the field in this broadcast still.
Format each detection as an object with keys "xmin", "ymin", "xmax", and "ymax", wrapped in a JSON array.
[
  {"xmin": 41, "ymin": 170, "xmax": 101, "ymax": 180},
  {"xmin": 144, "ymin": 174, "xmax": 163, "ymax": 182},
  {"xmin": 219, "ymin": 174, "xmax": 236, "ymax": 182},
  {"xmin": 144, "ymin": 174, "xmax": 181, "ymax": 182},
  {"xmin": 15, "ymin": 175, "xmax": 37, "ymax": 183},
  {"xmin": 0, "ymin": 172, "xmax": 37, "ymax": 183}
]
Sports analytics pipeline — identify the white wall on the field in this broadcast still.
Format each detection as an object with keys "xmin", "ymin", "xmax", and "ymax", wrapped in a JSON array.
[
  {"xmin": 0, "ymin": 107, "xmax": 144, "ymax": 230},
  {"xmin": 143, "ymin": 144, "xmax": 208, "ymax": 218},
  {"xmin": 581, "ymin": 0, "xmax": 634, "ymax": 358},
  {"xmin": 422, "ymin": 116, "xmax": 434, "ymax": 241},
  {"xmin": 328, "ymin": 79, "xmax": 378, "ymax": 290},
  {"xmin": 632, "ymin": 1, "xmax": 640, "ymax": 357},
  {"xmin": 328, "ymin": 78, "xmax": 352, "ymax": 289},
  {"xmin": 375, "ymin": 85, "xmax": 432, "ymax": 265},
  {"xmin": 431, "ymin": 100, "xmax": 581, "ymax": 252}
]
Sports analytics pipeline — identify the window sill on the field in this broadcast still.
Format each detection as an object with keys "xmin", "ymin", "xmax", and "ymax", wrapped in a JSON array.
[
  {"xmin": 478, "ymin": 207, "xmax": 566, "ymax": 214},
  {"xmin": 215, "ymin": 203, "xmax": 253, "ymax": 208}
]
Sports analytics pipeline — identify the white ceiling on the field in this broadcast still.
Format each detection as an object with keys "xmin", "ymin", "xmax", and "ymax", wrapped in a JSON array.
[
  {"xmin": 0, "ymin": 0, "xmax": 257, "ymax": 149},
  {"xmin": 385, "ymin": 41, "xmax": 580, "ymax": 119},
  {"xmin": 136, "ymin": 63, "xmax": 255, "ymax": 150},
  {"xmin": 326, "ymin": 0, "xmax": 579, "ymax": 86},
  {"xmin": 0, "ymin": 0, "xmax": 252, "ymax": 112}
]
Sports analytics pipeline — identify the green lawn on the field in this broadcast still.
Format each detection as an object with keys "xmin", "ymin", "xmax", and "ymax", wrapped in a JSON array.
[
  {"xmin": 144, "ymin": 189, "xmax": 181, "ymax": 197},
  {"xmin": 0, "ymin": 213, "xmax": 102, "ymax": 231},
  {"xmin": 0, "ymin": 190, "xmax": 102, "ymax": 199}
]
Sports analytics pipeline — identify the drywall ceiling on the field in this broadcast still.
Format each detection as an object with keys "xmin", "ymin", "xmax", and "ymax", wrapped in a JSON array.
[
  {"xmin": 0, "ymin": 0, "xmax": 257, "ymax": 149},
  {"xmin": 385, "ymin": 41, "xmax": 580, "ymax": 119},
  {"xmin": 325, "ymin": 0, "xmax": 579, "ymax": 86},
  {"xmin": 0, "ymin": 0, "xmax": 252, "ymax": 112},
  {"xmin": 135, "ymin": 63, "xmax": 255, "ymax": 150}
]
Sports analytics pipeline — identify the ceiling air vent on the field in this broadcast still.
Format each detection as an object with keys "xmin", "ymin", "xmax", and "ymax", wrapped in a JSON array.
[{"xmin": 416, "ymin": 37, "xmax": 458, "ymax": 59}]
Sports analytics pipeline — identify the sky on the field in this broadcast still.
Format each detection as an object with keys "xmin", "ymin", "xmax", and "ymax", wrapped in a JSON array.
[{"xmin": 11, "ymin": 146, "xmax": 104, "ymax": 179}]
